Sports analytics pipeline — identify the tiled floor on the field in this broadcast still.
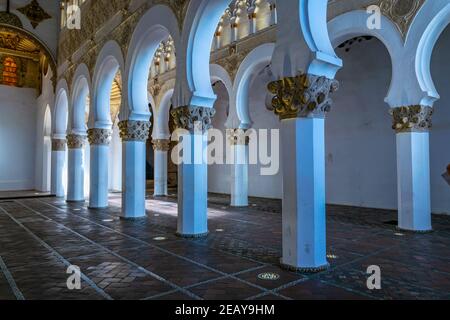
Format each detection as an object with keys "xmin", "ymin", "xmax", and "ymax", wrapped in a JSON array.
[
  {"xmin": 0, "ymin": 190, "xmax": 51, "ymax": 200},
  {"xmin": 0, "ymin": 193, "xmax": 449, "ymax": 300}
]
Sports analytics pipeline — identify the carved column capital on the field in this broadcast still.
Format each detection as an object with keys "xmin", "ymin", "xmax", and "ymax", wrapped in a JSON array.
[
  {"xmin": 87, "ymin": 128, "xmax": 112, "ymax": 146},
  {"xmin": 51, "ymin": 139, "xmax": 66, "ymax": 151},
  {"xmin": 118, "ymin": 120, "xmax": 151, "ymax": 142},
  {"xmin": 390, "ymin": 105, "xmax": 433, "ymax": 133},
  {"xmin": 227, "ymin": 129, "xmax": 250, "ymax": 146},
  {"xmin": 66, "ymin": 134, "xmax": 86, "ymax": 149},
  {"xmin": 153, "ymin": 139, "xmax": 171, "ymax": 151},
  {"xmin": 267, "ymin": 73, "xmax": 339, "ymax": 120},
  {"xmin": 171, "ymin": 106, "xmax": 216, "ymax": 133}
]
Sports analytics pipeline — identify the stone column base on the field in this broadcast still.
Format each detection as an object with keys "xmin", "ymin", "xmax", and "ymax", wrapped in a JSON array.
[
  {"xmin": 280, "ymin": 260, "xmax": 330, "ymax": 273},
  {"xmin": 175, "ymin": 231, "xmax": 209, "ymax": 239},
  {"xmin": 396, "ymin": 226, "xmax": 433, "ymax": 234}
]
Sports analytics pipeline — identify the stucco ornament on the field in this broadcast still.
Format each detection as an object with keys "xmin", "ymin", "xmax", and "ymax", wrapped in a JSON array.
[
  {"xmin": 17, "ymin": 0, "xmax": 52, "ymax": 29},
  {"xmin": 390, "ymin": 105, "xmax": 433, "ymax": 133},
  {"xmin": 66, "ymin": 134, "xmax": 86, "ymax": 149},
  {"xmin": 378, "ymin": 0, "xmax": 425, "ymax": 38},
  {"xmin": 227, "ymin": 129, "xmax": 250, "ymax": 145},
  {"xmin": 267, "ymin": 73, "xmax": 339, "ymax": 120},
  {"xmin": 171, "ymin": 106, "xmax": 216, "ymax": 133},
  {"xmin": 118, "ymin": 120, "xmax": 151, "ymax": 142},
  {"xmin": 152, "ymin": 139, "xmax": 171, "ymax": 151},
  {"xmin": 51, "ymin": 139, "xmax": 66, "ymax": 151},
  {"xmin": 87, "ymin": 128, "xmax": 112, "ymax": 146}
]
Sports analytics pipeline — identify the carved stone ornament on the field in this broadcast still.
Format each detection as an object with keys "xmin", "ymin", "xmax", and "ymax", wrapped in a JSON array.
[
  {"xmin": 118, "ymin": 121, "xmax": 151, "ymax": 142},
  {"xmin": 390, "ymin": 105, "xmax": 433, "ymax": 133},
  {"xmin": 51, "ymin": 139, "xmax": 66, "ymax": 151},
  {"xmin": 152, "ymin": 139, "xmax": 171, "ymax": 151},
  {"xmin": 267, "ymin": 73, "xmax": 339, "ymax": 120},
  {"xmin": 171, "ymin": 106, "xmax": 216, "ymax": 133},
  {"xmin": 17, "ymin": 0, "xmax": 52, "ymax": 29},
  {"xmin": 0, "ymin": 12, "xmax": 23, "ymax": 28},
  {"xmin": 66, "ymin": 134, "xmax": 86, "ymax": 149},
  {"xmin": 227, "ymin": 129, "xmax": 250, "ymax": 145},
  {"xmin": 87, "ymin": 128, "xmax": 112, "ymax": 146},
  {"xmin": 378, "ymin": 0, "xmax": 425, "ymax": 38}
]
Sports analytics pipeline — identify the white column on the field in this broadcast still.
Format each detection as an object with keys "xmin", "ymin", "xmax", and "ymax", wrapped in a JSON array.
[
  {"xmin": 267, "ymin": 73, "xmax": 338, "ymax": 272},
  {"xmin": 229, "ymin": 129, "xmax": 249, "ymax": 207},
  {"xmin": 119, "ymin": 121, "xmax": 150, "ymax": 219},
  {"xmin": 172, "ymin": 106, "xmax": 215, "ymax": 238},
  {"xmin": 153, "ymin": 139, "xmax": 170, "ymax": 196},
  {"xmin": 248, "ymin": 8, "xmax": 257, "ymax": 34},
  {"xmin": 281, "ymin": 118, "xmax": 328, "ymax": 271},
  {"xmin": 214, "ymin": 31, "xmax": 221, "ymax": 51},
  {"xmin": 269, "ymin": 2, "xmax": 277, "ymax": 25},
  {"xmin": 231, "ymin": 18, "xmax": 238, "ymax": 42},
  {"xmin": 66, "ymin": 134, "xmax": 86, "ymax": 202},
  {"xmin": 88, "ymin": 128, "xmax": 112, "ymax": 209},
  {"xmin": 392, "ymin": 105, "xmax": 433, "ymax": 232},
  {"xmin": 177, "ymin": 132, "xmax": 208, "ymax": 237},
  {"xmin": 51, "ymin": 138, "xmax": 66, "ymax": 198}
]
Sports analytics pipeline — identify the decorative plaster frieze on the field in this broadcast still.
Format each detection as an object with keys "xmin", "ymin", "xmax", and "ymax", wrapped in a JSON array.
[{"xmin": 377, "ymin": 0, "xmax": 425, "ymax": 38}]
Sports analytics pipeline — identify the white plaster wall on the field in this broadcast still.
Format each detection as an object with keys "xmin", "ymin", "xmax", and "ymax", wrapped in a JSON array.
[
  {"xmin": 247, "ymin": 75, "xmax": 282, "ymax": 199},
  {"xmin": 325, "ymin": 29, "xmax": 450, "ymax": 214},
  {"xmin": 208, "ymin": 82, "xmax": 231, "ymax": 195},
  {"xmin": 0, "ymin": 85, "xmax": 37, "ymax": 191},
  {"xmin": 430, "ymin": 25, "xmax": 450, "ymax": 215},
  {"xmin": 34, "ymin": 68, "xmax": 55, "ymax": 192},
  {"xmin": 326, "ymin": 38, "xmax": 398, "ymax": 210},
  {"xmin": 208, "ymin": 75, "xmax": 283, "ymax": 199}
]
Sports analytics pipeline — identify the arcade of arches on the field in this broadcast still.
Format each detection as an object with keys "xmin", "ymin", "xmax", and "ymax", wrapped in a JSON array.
[{"xmin": 0, "ymin": 0, "xmax": 449, "ymax": 300}]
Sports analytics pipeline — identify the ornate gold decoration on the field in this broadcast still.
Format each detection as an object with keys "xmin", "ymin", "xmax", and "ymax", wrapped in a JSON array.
[
  {"xmin": 110, "ymin": 73, "xmax": 122, "ymax": 121},
  {"xmin": 51, "ymin": 139, "xmax": 66, "ymax": 151},
  {"xmin": 267, "ymin": 73, "xmax": 339, "ymax": 120},
  {"xmin": 165, "ymin": 0, "xmax": 189, "ymax": 27},
  {"xmin": 66, "ymin": 134, "xmax": 86, "ymax": 149},
  {"xmin": 153, "ymin": 139, "xmax": 171, "ymax": 151},
  {"xmin": 149, "ymin": 77, "xmax": 161, "ymax": 98},
  {"xmin": 118, "ymin": 120, "xmax": 151, "ymax": 142},
  {"xmin": 0, "ymin": 12, "xmax": 23, "ymax": 28},
  {"xmin": 0, "ymin": 25, "xmax": 56, "ymax": 91},
  {"xmin": 216, "ymin": 46, "xmax": 251, "ymax": 80},
  {"xmin": 87, "ymin": 128, "xmax": 112, "ymax": 146},
  {"xmin": 390, "ymin": 105, "xmax": 433, "ymax": 133},
  {"xmin": 17, "ymin": 0, "xmax": 52, "ymax": 29},
  {"xmin": 227, "ymin": 129, "xmax": 250, "ymax": 145},
  {"xmin": 377, "ymin": 0, "xmax": 425, "ymax": 38},
  {"xmin": 171, "ymin": 106, "xmax": 216, "ymax": 133},
  {"xmin": 0, "ymin": 33, "xmax": 20, "ymax": 50}
]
